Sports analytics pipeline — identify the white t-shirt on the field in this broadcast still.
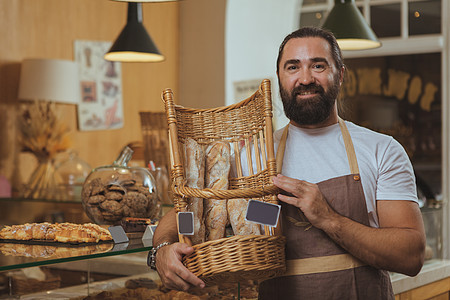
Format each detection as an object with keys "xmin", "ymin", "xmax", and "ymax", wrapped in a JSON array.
[{"xmin": 275, "ymin": 121, "xmax": 418, "ymax": 228}]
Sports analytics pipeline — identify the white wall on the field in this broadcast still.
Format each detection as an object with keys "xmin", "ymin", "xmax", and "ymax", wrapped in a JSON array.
[{"xmin": 225, "ymin": 0, "xmax": 302, "ymax": 130}]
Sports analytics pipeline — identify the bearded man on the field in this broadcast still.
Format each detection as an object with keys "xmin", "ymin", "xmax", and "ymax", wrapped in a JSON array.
[{"xmin": 150, "ymin": 27, "xmax": 425, "ymax": 300}]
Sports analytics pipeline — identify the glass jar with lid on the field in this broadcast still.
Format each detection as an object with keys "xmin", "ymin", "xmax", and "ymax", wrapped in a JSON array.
[
  {"xmin": 55, "ymin": 150, "xmax": 92, "ymax": 202},
  {"xmin": 81, "ymin": 146, "xmax": 159, "ymax": 225}
]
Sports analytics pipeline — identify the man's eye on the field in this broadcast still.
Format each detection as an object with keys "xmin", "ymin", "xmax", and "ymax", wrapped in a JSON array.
[
  {"xmin": 312, "ymin": 64, "xmax": 326, "ymax": 71},
  {"xmin": 287, "ymin": 65, "xmax": 297, "ymax": 70}
]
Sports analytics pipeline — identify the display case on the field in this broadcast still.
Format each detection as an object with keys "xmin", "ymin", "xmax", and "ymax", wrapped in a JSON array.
[
  {"xmin": 0, "ymin": 198, "xmax": 257, "ymax": 299},
  {"xmin": 0, "ymin": 238, "xmax": 152, "ymax": 273},
  {"xmin": 0, "ymin": 197, "xmax": 154, "ymax": 297},
  {"xmin": 0, "ymin": 241, "xmax": 153, "ymax": 298}
]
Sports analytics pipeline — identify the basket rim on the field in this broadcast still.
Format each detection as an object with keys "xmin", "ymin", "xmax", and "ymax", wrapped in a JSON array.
[{"xmin": 162, "ymin": 78, "xmax": 270, "ymax": 114}]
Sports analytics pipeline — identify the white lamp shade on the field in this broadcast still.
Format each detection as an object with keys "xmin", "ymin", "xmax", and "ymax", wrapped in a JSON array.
[{"xmin": 18, "ymin": 58, "xmax": 81, "ymax": 104}]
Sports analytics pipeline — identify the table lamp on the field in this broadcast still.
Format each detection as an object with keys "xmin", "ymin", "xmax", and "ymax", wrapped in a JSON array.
[{"xmin": 17, "ymin": 58, "xmax": 81, "ymax": 200}]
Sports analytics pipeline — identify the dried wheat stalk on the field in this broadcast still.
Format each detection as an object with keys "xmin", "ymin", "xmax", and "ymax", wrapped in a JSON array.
[{"xmin": 17, "ymin": 100, "xmax": 71, "ymax": 199}]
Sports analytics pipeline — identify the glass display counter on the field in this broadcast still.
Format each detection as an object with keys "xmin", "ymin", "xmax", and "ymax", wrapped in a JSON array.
[
  {"xmin": 0, "ymin": 197, "xmax": 157, "ymax": 298},
  {"xmin": 0, "ymin": 240, "xmax": 151, "ymax": 272},
  {"xmin": 0, "ymin": 197, "xmax": 155, "ymax": 273}
]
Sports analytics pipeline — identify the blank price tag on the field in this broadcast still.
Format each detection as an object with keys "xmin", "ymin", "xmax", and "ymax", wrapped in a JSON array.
[
  {"xmin": 245, "ymin": 199, "xmax": 281, "ymax": 227},
  {"xmin": 142, "ymin": 225, "xmax": 158, "ymax": 241},
  {"xmin": 142, "ymin": 225, "xmax": 158, "ymax": 247},
  {"xmin": 178, "ymin": 212, "xmax": 194, "ymax": 235},
  {"xmin": 108, "ymin": 225, "xmax": 129, "ymax": 244}
]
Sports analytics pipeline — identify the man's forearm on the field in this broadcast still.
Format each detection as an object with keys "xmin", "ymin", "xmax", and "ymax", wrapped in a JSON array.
[
  {"xmin": 323, "ymin": 213, "xmax": 425, "ymax": 276},
  {"xmin": 153, "ymin": 208, "xmax": 179, "ymax": 247}
]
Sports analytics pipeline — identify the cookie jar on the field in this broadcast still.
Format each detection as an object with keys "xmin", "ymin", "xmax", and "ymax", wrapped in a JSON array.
[{"xmin": 81, "ymin": 146, "xmax": 159, "ymax": 225}]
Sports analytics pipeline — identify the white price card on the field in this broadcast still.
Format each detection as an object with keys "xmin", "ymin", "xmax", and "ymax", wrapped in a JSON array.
[
  {"xmin": 108, "ymin": 225, "xmax": 129, "ymax": 244},
  {"xmin": 142, "ymin": 225, "xmax": 158, "ymax": 247}
]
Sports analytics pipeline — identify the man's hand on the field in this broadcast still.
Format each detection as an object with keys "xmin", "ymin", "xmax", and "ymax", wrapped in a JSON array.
[
  {"xmin": 272, "ymin": 174, "xmax": 337, "ymax": 230},
  {"xmin": 156, "ymin": 242, "xmax": 205, "ymax": 291}
]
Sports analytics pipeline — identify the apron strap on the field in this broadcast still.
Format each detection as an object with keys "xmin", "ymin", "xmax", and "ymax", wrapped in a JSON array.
[
  {"xmin": 276, "ymin": 118, "xmax": 360, "ymax": 175},
  {"xmin": 282, "ymin": 254, "xmax": 366, "ymax": 277},
  {"xmin": 338, "ymin": 117, "xmax": 359, "ymax": 175}
]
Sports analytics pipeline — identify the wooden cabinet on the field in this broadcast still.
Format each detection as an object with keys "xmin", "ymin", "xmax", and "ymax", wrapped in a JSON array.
[{"xmin": 396, "ymin": 278, "xmax": 450, "ymax": 300}]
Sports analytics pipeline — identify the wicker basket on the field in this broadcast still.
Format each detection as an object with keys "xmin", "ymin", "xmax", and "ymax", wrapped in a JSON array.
[{"xmin": 163, "ymin": 79, "xmax": 286, "ymax": 285}]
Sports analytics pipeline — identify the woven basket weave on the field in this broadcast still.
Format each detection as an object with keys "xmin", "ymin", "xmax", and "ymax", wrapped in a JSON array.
[
  {"xmin": 163, "ymin": 79, "xmax": 286, "ymax": 285},
  {"xmin": 182, "ymin": 234, "xmax": 286, "ymax": 285}
]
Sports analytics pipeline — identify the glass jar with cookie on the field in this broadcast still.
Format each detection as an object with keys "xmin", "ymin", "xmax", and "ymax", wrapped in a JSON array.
[{"xmin": 81, "ymin": 146, "xmax": 159, "ymax": 225}]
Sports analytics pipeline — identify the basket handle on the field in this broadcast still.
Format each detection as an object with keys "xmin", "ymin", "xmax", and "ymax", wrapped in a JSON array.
[{"xmin": 172, "ymin": 184, "xmax": 279, "ymax": 200}]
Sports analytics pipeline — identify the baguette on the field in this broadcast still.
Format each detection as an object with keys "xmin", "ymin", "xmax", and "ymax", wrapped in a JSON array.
[
  {"xmin": 227, "ymin": 199, "xmax": 261, "ymax": 235},
  {"xmin": 184, "ymin": 137, "xmax": 206, "ymax": 245},
  {"xmin": 204, "ymin": 141, "xmax": 230, "ymax": 241}
]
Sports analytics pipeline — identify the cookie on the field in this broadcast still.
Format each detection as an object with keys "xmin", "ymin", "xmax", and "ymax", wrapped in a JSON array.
[{"xmin": 88, "ymin": 195, "xmax": 105, "ymax": 205}]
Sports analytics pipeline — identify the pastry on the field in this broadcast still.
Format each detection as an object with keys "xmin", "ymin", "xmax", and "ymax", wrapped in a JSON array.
[{"xmin": 0, "ymin": 222, "xmax": 112, "ymax": 243}]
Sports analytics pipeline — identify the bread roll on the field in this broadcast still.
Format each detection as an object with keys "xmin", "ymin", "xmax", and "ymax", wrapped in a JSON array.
[
  {"xmin": 227, "ymin": 199, "xmax": 261, "ymax": 235},
  {"xmin": 204, "ymin": 141, "xmax": 230, "ymax": 241},
  {"xmin": 184, "ymin": 137, "xmax": 206, "ymax": 245}
]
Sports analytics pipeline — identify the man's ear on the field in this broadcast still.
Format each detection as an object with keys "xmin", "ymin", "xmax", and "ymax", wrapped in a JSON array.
[{"xmin": 339, "ymin": 66, "xmax": 345, "ymax": 86}]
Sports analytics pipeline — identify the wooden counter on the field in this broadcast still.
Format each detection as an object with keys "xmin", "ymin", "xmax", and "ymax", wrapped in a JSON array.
[{"xmin": 392, "ymin": 259, "xmax": 450, "ymax": 299}]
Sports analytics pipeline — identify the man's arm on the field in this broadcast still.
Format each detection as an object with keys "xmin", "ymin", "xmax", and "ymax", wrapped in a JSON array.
[
  {"xmin": 273, "ymin": 174, "xmax": 426, "ymax": 276},
  {"xmin": 153, "ymin": 208, "xmax": 205, "ymax": 290}
]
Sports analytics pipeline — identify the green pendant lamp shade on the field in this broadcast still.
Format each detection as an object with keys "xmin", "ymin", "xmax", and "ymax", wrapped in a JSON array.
[
  {"xmin": 104, "ymin": 3, "xmax": 165, "ymax": 62},
  {"xmin": 321, "ymin": 0, "xmax": 381, "ymax": 50}
]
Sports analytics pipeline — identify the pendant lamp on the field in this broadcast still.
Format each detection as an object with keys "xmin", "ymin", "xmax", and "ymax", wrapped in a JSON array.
[
  {"xmin": 104, "ymin": 2, "xmax": 165, "ymax": 62},
  {"xmin": 321, "ymin": 0, "xmax": 381, "ymax": 51}
]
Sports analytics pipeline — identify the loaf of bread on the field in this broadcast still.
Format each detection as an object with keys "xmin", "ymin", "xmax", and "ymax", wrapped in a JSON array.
[
  {"xmin": 184, "ymin": 137, "xmax": 206, "ymax": 245},
  {"xmin": 0, "ymin": 222, "xmax": 112, "ymax": 243},
  {"xmin": 227, "ymin": 199, "xmax": 261, "ymax": 235},
  {"xmin": 204, "ymin": 141, "xmax": 230, "ymax": 241}
]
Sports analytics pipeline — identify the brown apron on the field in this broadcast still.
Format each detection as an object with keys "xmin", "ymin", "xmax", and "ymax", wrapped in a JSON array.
[{"xmin": 259, "ymin": 118, "xmax": 394, "ymax": 300}]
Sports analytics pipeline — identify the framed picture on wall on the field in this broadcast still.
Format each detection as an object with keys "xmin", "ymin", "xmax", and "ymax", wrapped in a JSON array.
[{"xmin": 74, "ymin": 40, "xmax": 124, "ymax": 131}]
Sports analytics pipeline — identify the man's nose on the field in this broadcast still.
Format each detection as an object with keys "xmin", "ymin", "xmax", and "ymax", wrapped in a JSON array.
[{"xmin": 297, "ymin": 68, "xmax": 315, "ymax": 85}]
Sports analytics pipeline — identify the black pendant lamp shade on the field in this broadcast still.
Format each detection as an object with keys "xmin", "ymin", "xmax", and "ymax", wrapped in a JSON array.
[
  {"xmin": 104, "ymin": 3, "xmax": 165, "ymax": 62},
  {"xmin": 321, "ymin": 0, "xmax": 381, "ymax": 51}
]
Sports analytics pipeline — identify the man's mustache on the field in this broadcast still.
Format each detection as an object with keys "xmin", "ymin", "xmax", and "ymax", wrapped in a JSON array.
[{"xmin": 292, "ymin": 84, "xmax": 324, "ymax": 96}]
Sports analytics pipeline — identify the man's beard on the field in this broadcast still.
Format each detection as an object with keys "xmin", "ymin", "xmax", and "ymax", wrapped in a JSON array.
[{"xmin": 279, "ymin": 78, "xmax": 340, "ymax": 126}]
